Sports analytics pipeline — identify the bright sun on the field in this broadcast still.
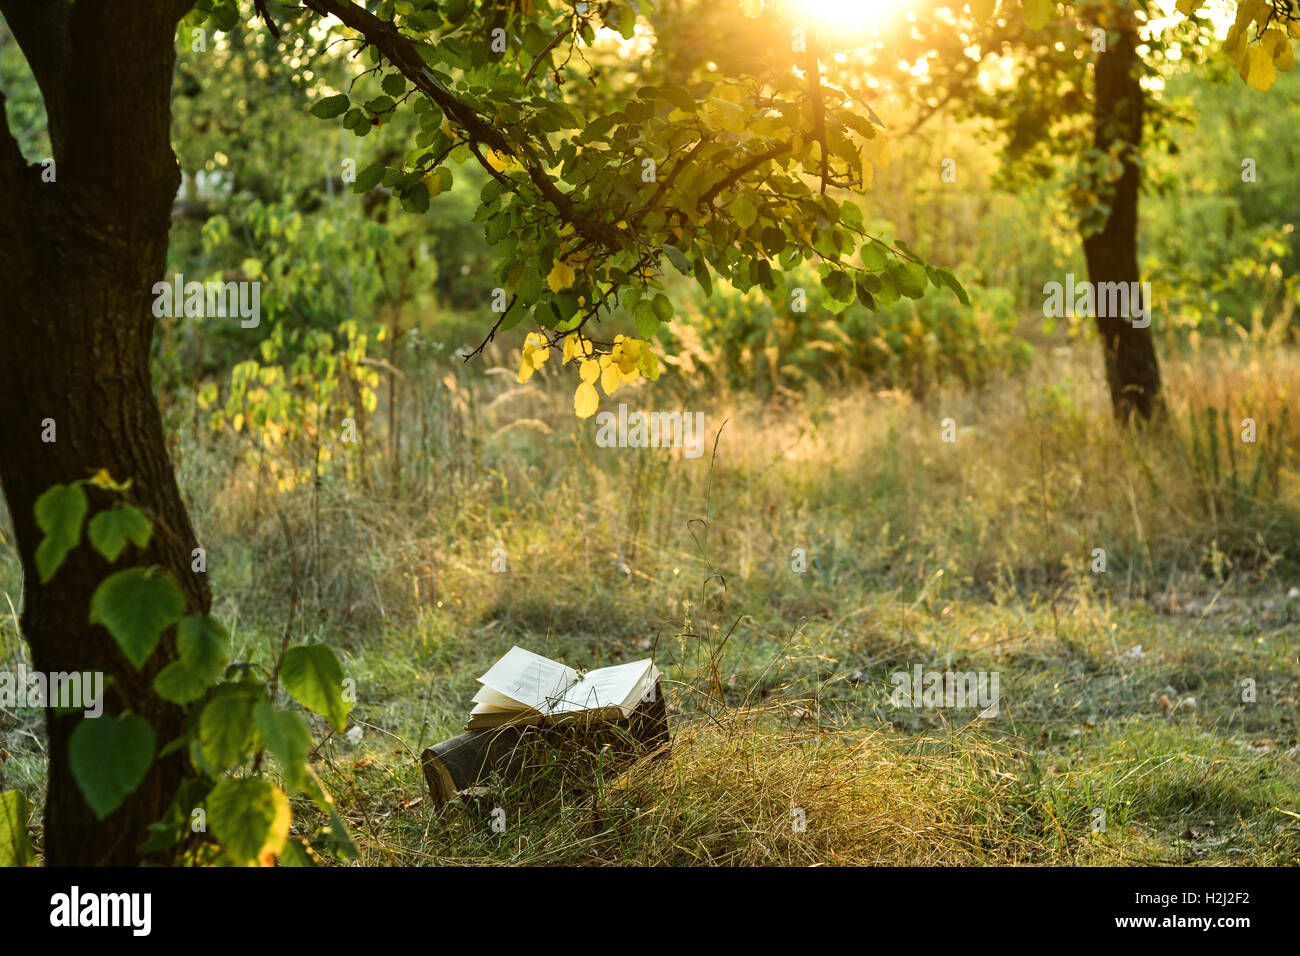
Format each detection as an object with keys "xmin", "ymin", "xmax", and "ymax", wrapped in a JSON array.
[{"xmin": 786, "ymin": 0, "xmax": 895, "ymax": 32}]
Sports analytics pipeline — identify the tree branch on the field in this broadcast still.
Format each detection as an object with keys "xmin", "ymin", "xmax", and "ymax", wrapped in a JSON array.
[
  {"xmin": 302, "ymin": 0, "xmax": 623, "ymax": 249},
  {"xmin": 636, "ymin": 134, "xmax": 711, "ymax": 225},
  {"xmin": 696, "ymin": 142, "xmax": 792, "ymax": 208},
  {"xmin": 254, "ymin": 0, "xmax": 283, "ymax": 40},
  {"xmin": 463, "ymin": 295, "xmax": 519, "ymax": 362},
  {"xmin": 523, "ymin": 26, "xmax": 571, "ymax": 85}
]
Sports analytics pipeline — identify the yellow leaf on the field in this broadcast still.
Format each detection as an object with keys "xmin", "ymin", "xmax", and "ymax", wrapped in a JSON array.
[
  {"xmin": 579, "ymin": 358, "xmax": 600, "ymax": 383},
  {"xmin": 712, "ymin": 83, "xmax": 745, "ymax": 105},
  {"xmin": 1264, "ymin": 29, "xmax": 1294, "ymax": 71},
  {"xmin": 1245, "ymin": 44, "xmax": 1277, "ymax": 90},
  {"xmin": 88, "ymin": 469, "xmax": 133, "ymax": 492},
  {"xmin": 600, "ymin": 358, "xmax": 621, "ymax": 396},
  {"xmin": 484, "ymin": 149, "xmax": 513, "ymax": 172},
  {"xmin": 860, "ymin": 132, "xmax": 891, "ymax": 169},
  {"xmin": 639, "ymin": 348, "xmax": 660, "ymax": 381},
  {"xmin": 1225, "ymin": 23, "xmax": 1244, "ymax": 59},
  {"xmin": 1276, "ymin": 41, "xmax": 1295, "ymax": 72},
  {"xmin": 547, "ymin": 259, "xmax": 576, "ymax": 292},
  {"xmin": 517, "ymin": 333, "xmax": 549, "ymax": 382},
  {"xmin": 574, "ymin": 382, "xmax": 600, "ymax": 418},
  {"xmin": 1175, "ymin": 0, "xmax": 1200, "ymax": 15}
]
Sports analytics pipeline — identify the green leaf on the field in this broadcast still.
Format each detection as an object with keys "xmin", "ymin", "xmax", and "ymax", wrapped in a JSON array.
[
  {"xmin": 199, "ymin": 688, "xmax": 258, "ymax": 772},
  {"xmin": 663, "ymin": 244, "xmax": 691, "ymax": 275},
  {"xmin": 859, "ymin": 241, "xmax": 889, "ymax": 272},
  {"xmin": 87, "ymin": 504, "xmax": 152, "ymax": 563},
  {"xmin": 762, "ymin": 226, "xmax": 787, "ymax": 256},
  {"xmin": 651, "ymin": 293, "xmax": 675, "ymax": 324},
  {"xmin": 154, "ymin": 613, "xmax": 227, "ymax": 703},
  {"xmin": 310, "ymin": 94, "xmax": 350, "ymax": 119},
  {"xmin": 822, "ymin": 270, "xmax": 855, "ymax": 303},
  {"xmin": 177, "ymin": 614, "xmax": 227, "ymax": 681},
  {"xmin": 427, "ymin": 165, "xmax": 453, "ymax": 197},
  {"xmin": 728, "ymin": 194, "xmax": 759, "ymax": 229},
  {"xmin": 351, "ymin": 161, "xmax": 386, "ymax": 194},
  {"xmin": 343, "ymin": 107, "xmax": 368, "ymax": 132},
  {"xmin": 153, "ymin": 661, "xmax": 209, "ymax": 705},
  {"xmin": 278, "ymin": 837, "xmax": 320, "ymax": 867},
  {"xmin": 254, "ymin": 701, "xmax": 313, "ymax": 792},
  {"xmin": 140, "ymin": 776, "xmax": 213, "ymax": 855},
  {"xmin": 400, "ymin": 180, "xmax": 430, "ymax": 214},
  {"xmin": 281, "ymin": 644, "xmax": 352, "ymax": 732},
  {"xmin": 634, "ymin": 300, "xmax": 661, "ymax": 338},
  {"xmin": 937, "ymin": 267, "xmax": 971, "ymax": 307},
  {"xmin": 0, "ymin": 791, "xmax": 34, "ymax": 867},
  {"xmin": 34, "ymin": 483, "xmax": 88, "ymax": 583},
  {"xmin": 889, "ymin": 261, "xmax": 929, "ymax": 299},
  {"xmin": 659, "ymin": 86, "xmax": 697, "ymax": 113},
  {"xmin": 855, "ymin": 275, "xmax": 879, "ymax": 310},
  {"xmin": 838, "ymin": 200, "xmax": 864, "ymax": 231},
  {"xmin": 89, "ymin": 568, "xmax": 186, "ymax": 670},
  {"xmin": 381, "ymin": 72, "xmax": 406, "ymax": 97},
  {"xmin": 69, "ymin": 715, "xmax": 155, "ymax": 820},
  {"xmin": 306, "ymin": 779, "xmax": 359, "ymax": 862},
  {"xmin": 207, "ymin": 777, "xmax": 291, "ymax": 866},
  {"xmin": 693, "ymin": 255, "xmax": 713, "ymax": 298}
]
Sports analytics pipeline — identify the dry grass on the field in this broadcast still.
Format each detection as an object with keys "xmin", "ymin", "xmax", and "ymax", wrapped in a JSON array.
[{"xmin": 3, "ymin": 338, "xmax": 1299, "ymax": 865}]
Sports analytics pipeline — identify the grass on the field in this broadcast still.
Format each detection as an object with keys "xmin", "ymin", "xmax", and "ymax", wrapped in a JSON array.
[{"xmin": 1, "ymin": 335, "xmax": 1298, "ymax": 865}]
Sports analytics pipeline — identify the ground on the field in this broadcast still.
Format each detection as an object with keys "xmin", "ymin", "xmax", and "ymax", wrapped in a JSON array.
[{"xmin": 2, "ymin": 339, "xmax": 1298, "ymax": 864}]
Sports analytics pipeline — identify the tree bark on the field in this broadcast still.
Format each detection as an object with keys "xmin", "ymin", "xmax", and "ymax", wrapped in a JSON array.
[
  {"xmin": 0, "ymin": 0, "xmax": 202, "ymax": 865},
  {"xmin": 1082, "ymin": 17, "xmax": 1166, "ymax": 423}
]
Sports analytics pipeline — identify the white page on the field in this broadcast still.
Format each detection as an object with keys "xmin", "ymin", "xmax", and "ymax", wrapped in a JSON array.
[
  {"xmin": 546, "ymin": 659, "xmax": 653, "ymax": 715},
  {"xmin": 472, "ymin": 685, "xmax": 525, "ymax": 708},
  {"xmin": 470, "ymin": 701, "xmax": 519, "ymax": 714},
  {"xmin": 477, "ymin": 646, "xmax": 577, "ymax": 713}
]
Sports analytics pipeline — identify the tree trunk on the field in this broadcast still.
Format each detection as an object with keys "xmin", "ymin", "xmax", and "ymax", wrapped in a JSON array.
[
  {"xmin": 1082, "ymin": 16, "xmax": 1166, "ymax": 423},
  {"xmin": 0, "ymin": 1, "xmax": 202, "ymax": 865}
]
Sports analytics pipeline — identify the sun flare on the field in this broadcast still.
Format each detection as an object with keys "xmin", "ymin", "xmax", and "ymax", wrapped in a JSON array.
[{"xmin": 786, "ymin": 0, "xmax": 898, "ymax": 32}]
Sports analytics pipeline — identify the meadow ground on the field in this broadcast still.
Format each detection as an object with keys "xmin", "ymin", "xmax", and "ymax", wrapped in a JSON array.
[{"xmin": 2, "ymin": 338, "xmax": 1298, "ymax": 865}]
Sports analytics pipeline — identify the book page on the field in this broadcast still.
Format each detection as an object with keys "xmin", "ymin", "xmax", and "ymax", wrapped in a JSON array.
[
  {"xmin": 546, "ymin": 659, "xmax": 653, "ymax": 715},
  {"xmin": 477, "ymin": 646, "xmax": 577, "ymax": 713},
  {"xmin": 472, "ymin": 686, "xmax": 525, "ymax": 708}
]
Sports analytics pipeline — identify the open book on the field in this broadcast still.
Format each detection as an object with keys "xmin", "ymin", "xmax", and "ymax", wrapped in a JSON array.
[{"xmin": 467, "ymin": 646, "xmax": 661, "ymax": 730}]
